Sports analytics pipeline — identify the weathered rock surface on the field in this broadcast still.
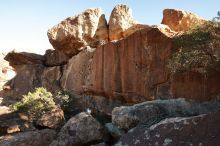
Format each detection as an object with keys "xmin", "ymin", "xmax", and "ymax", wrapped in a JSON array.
[
  {"xmin": 112, "ymin": 99, "xmax": 220, "ymax": 130},
  {"xmin": 0, "ymin": 112, "xmax": 35, "ymax": 136},
  {"xmin": 109, "ymin": 4, "xmax": 148, "ymax": 41},
  {"xmin": 50, "ymin": 112, "xmax": 104, "ymax": 146},
  {"xmin": 75, "ymin": 95, "xmax": 124, "ymax": 116},
  {"xmin": 4, "ymin": 51, "xmax": 45, "ymax": 68},
  {"xmin": 61, "ymin": 23, "xmax": 220, "ymax": 102},
  {"xmin": 161, "ymin": 9, "xmax": 206, "ymax": 32},
  {"xmin": 169, "ymin": 71, "xmax": 220, "ymax": 101},
  {"xmin": 115, "ymin": 112, "xmax": 220, "ymax": 146},
  {"xmin": 48, "ymin": 8, "xmax": 108, "ymax": 57},
  {"xmin": 154, "ymin": 24, "xmax": 176, "ymax": 37},
  {"xmin": 105, "ymin": 123, "xmax": 125, "ymax": 139},
  {"xmin": 44, "ymin": 49, "xmax": 69, "ymax": 66},
  {"xmin": 0, "ymin": 53, "xmax": 15, "ymax": 92},
  {"xmin": 36, "ymin": 108, "xmax": 64, "ymax": 129},
  {"xmin": 91, "ymin": 142, "xmax": 107, "ymax": 146},
  {"xmin": 1, "ymin": 65, "xmax": 44, "ymax": 102},
  {"xmin": 41, "ymin": 66, "xmax": 62, "ymax": 94},
  {"xmin": 1, "ymin": 64, "xmax": 63, "ymax": 103},
  {"xmin": 0, "ymin": 106, "xmax": 11, "ymax": 116},
  {"xmin": 61, "ymin": 27, "xmax": 172, "ymax": 103},
  {"xmin": 0, "ymin": 129, "xmax": 56, "ymax": 146}
]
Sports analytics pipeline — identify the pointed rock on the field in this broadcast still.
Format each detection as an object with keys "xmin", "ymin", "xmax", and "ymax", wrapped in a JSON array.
[{"xmin": 109, "ymin": 4, "xmax": 148, "ymax": 41}]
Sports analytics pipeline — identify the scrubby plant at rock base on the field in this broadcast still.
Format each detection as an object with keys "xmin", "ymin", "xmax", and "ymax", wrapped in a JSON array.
[{"xmin": 11, "ymin": 87, "xmax": 56, "ymax": 120}]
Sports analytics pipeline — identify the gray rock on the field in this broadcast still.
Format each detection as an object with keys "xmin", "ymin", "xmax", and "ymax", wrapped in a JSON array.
[
  {"xmin": 50, "ymin": 112, "xmax": 104, "ymax": 146},
  {"xmin": 115, "ymin": 112, "xmax": 220, "ymax": 146},
  {"xmin": 105, "ymin": 123, "xmax": 125, "ymax": 139},
  {"xmin": 91, "ymin": 142, "xmax": 107, "ymax": 146},
  {"xmin": 112, "ymin": 98, "xmax": 220, "ymax": 130},
  {"xmin": 0, "ymin": 129, "xmax": 56, "ymax": 146}
]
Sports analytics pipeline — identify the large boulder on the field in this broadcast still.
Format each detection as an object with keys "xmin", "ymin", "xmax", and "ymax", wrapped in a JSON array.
[
  {"xmin": 0, "ymin": 129, "xmax": 56, "ymax": 146},
  {"xmin": 4, "ymin": 51, "xmax": 45, "ymax": 69},
  {"xmin": 161, "ymin": 9, "xmax": 206, "ymax": 32},
  {"xmin": 48, "ymin": 8, "xmax": 108, "ymax": 57},
  {"xmin": 115, "ymin": 112, "xmax": 220, "ymax": 146},
  {"xmin": 36, "ymin": 108, "xmax": 64, "ymax": 129},
  {"xmin": 61, "ymin": 27, "xmax": 172, "ymax": 103},
  {"xmin": 109, "ymin": 4, "xmax": 148, "ymax": 41},
  {"xmin": 112, "ymin": 99, "xmax": 220, "ymax": 130},
  {"xmin": 44, "ymin": 49, "xmax": 69, "ymax": 66},
  {"xmin": 50, "ymin": 112, "xmax": 105, "ymax": 146}
]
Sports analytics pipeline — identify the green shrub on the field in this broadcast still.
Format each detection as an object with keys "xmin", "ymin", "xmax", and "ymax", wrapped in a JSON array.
[
  {"xmin": 11, "ymin": 87, "xmax": 56, "ymax": 120},
  {"xmin": 55, "ymin": 90, "xmax": 70, "ymax": 108},
  {"xmin": 168, "ymin": 21, "xmax": 220, "ymax": 74}
]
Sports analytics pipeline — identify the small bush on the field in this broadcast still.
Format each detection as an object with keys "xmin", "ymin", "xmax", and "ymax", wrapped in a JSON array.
[
  {"xmin": 11, "ymin": 87, "xmax": 56, "ymax": 120},
  {"xmin": 168, "ymin": 21, "xmax": 220, "ymax": 74},
  {"xmin": 55, "ymin": 90, "xmax": 70, "ymax": 108}
]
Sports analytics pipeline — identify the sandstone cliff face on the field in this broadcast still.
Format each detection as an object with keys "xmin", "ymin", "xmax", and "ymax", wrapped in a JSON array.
[
  {"xmin": 109, "ymin": 4, "xmax": 147, "ymax": 41},
  {"xmin": 61, "ymin": 27, "xmax": 172, "ymax": 103},
  {"xmin": 48, "ymin": 8, "xmax": 108, "ymax": 57},
  {"xmin": 161, "ymin": 9, "xmax": 206, "ymax": 32},
  {"xmin": 169, "ymin": 71, "xmax": 220, "ymax": 101}
]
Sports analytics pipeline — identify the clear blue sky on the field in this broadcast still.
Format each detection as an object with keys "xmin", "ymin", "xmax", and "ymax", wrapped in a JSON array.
[{"xmin": 0, "ymin": 0, "xmax": 219, "ymax": 54}]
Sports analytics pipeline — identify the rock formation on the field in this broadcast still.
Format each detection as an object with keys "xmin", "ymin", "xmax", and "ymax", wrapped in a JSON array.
[
  {"xmin": 115, "ymin": 112, "xmax": 220, "ymax": 146},
  {"xmin": 44, "ymin": 49, "xmax": 69, "ymax": 66},
  {"xmin": 161, "ymin": 9, "xmax": 206, "ymax": 32},
  {"xmin": 112, "ymin": 98, "xmax": 220, "ymax": 130},
  {"xmin": 48, "ymin": 8, "xmax": 108, "ymax": 57},
  {"xmin": 0, "ymin": 5, "xmax": 220, "ymax": 146},
  {"xmin": 61, "ymin": 27, "xmax": 172, "ymax": 103},
  {"xmin": 4, "ymin": 51, "xmax": 45, "ymax": 68},
  {"xmin": 36, "ymin": 107, "xmax": 64, "ymax": 129},
  {"xmin": 109, "ymin": 4, "xmax": 148, "ymax": 41},
  {"xmin": 50, "ymin": 112, "xmax": 105, "ymax": 146}
]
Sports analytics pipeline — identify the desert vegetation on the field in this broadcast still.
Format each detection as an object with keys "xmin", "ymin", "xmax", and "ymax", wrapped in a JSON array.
[{"xmin": 168, "ymin": 21, "xmax": 220, "ymax": 74}]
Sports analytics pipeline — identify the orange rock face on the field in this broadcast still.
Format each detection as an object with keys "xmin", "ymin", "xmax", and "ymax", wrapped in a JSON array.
[
  {"xmin": 48, "ymin": 8, "xmax": 108, "ymax": 57},
  {"xmin": 161, "ymin": 9, "xmax": 206, "ymax": 32},
  {"xmin": 170, "ymin": 71, "xmax": 220, "ymax": 101},
  {"xmin": 61, "ymin": 27, "xmax": 172, "ymax": 103}
]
